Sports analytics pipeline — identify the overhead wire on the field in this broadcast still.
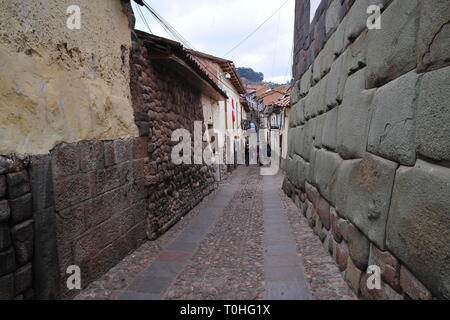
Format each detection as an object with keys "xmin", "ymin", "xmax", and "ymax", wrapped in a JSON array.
[
  {"xmin": 223, "ymin": 0, "xmax": 291, "ymax": 57},
  {"xmin": 140, "ymin": 0, "xmax": 242, "ymax": 95},
  {"xmin": 134, "ymin": 1, "xmax": 153, "ymax": 34}
]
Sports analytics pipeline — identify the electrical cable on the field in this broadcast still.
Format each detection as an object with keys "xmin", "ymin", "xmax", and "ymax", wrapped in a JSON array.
[
  {"xmin": 134, "ymin": 2, "xmax": 153, "ymax": 34},
  {"xmin": 223, "ymin": 0, "xmax": 290, "ymax": 57}
]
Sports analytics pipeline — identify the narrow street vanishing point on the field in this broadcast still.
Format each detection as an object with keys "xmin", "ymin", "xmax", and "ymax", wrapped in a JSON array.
[
  {"xmin": 0, "ymin": 0, "xmax": 449, "ymax": 302},
  {"xmin": 75, "ymin": 166, "xmax": 355, "ymax": 300}
]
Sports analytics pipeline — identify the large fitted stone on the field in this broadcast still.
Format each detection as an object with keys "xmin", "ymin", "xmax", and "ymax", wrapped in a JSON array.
[
  {"xmin": 297, "ymin": 98, "xmax": 306, "ymax": 125},
  {"xmin": 346, "ymin": 30, "xmax": 367, "ymax": 75},
  {"xmin": 340, "ymin": 153, "xmax": 398, "ymax": 250},
  {"xmin": 293, "ymin": 126, "xmax": 304, "ymax": 157},
  {"xmin": 287, "ymin": 130, "xmax": 295, "ymax": 158},
  {"xmin": 305, "ymin": 84, "xmax": 319, "ymax": 119},
  {"xmin": 300, "ymin": 66, "xmax": 312, "ymax": 96},
  {"xmin": 302, "ymin": 121, "xmax": 315, "ymax": 162},
  {"xmin": 313, "ymin": 114, "xmax": 326, "ymax": 148},
  {"xmin": 367, "ymin": 71, "xmax": 419, "ymax": 166},
  {"xmin": 316, "ymin": 74, "xmax": 329, "ymax": 115},
  {"xmin": 292, "ymin": 154, "xmax": 309, "ymax": 190},
  {"xmin": 306, "ymin": 148, "xmax": 317, "ymax": 185},
  {"xmin": 344, "ymin": 0, "xmax": 374, "ymax": 45},
  {"xmin": 333, "ymin": 15, "xmax": 347, "ymax": 57},
  {"xmin": 337, "ymin": 70, "xmax": 375, "ymax": 159},
  {"xmin": 325, "ymin": 0, "xmax": 342, "ymax": 36},
  {"xmin": 366, "ymin": 0, "xmax": 420, "ymax": 88},
  {"xmin": 313, "ymin": 149, "xmax": 343, "ymax": 205},
  {"xmin": 322, "ymin": 106, "xmax": 338, "ymax": 151},
  {"xmin": 417, "ymin": 0, "xmax": 450, "ymax": 72},
  {"xmin": 335, "ymin": 159, "xmax": 362, "ymax": 218},
  {"xmin": 325, "ymin": 53, "xmax": 348, "ymax": 108},
  {"xmin": 386, "ymin": 160, "xmax": 450, "ymax": 299},
  {"xmin": 416, "ymin": 66, "xmax": 450, "ymax": 162}
]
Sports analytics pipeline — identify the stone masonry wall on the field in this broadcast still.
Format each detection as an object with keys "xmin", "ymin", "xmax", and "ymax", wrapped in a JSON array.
[
  {"xmin": 130, "ymin": 33, "xmax": 217, "ymax": 240},
  {"xmin": 0, "ymin": 157, "xmax": 34, "ymax": 300},
  {"xmin": 286, "ymin": 0, "xmax": 450, "ymax": 299},
  {"xmin": 52, "ymin": 139, "xmax": 147, "ymax": 298},
  {"xmin": 0, "ymin": 1, "xmax": 149, "ymax": 299}
]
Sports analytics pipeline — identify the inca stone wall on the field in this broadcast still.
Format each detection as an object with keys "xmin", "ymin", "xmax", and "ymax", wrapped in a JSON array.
[
  {"xmin": 285, "ymin": 0, "xmax": 450, "ymax": 300},
  {"xmin": 0, "ymin": 157, "xmax": 34, "ymax": 300},
  {"xmin": 52, "ymin": 139, "xmax": 147, "ymax": 298},
  {"xmin": 130, "ymin": 33, "xmax": 217, "ymax": 240}
]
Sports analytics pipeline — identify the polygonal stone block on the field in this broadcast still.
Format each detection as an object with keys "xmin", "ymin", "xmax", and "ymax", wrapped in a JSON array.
[
  {"xmin": 339, "ymin": 153, "xmax": 398, "ymax": 250},
  {"xmin": 313, "ymin": 149, "xmax": 342, "ymax": 205},
  {"xmin": 335, "ymin": 159, "xmax": 362, "ymax": 218},
  {"xmin": 11, "ymin": 220, "xmax": 34, "ymax": 267},
  {"xmin": 366, "ymin": 0, "xmax": 420, "ymax": 88},
  {"xmin": 300, "ymin": 66, "xmax": 312, "ymax": 96},
  {"xmin": 416, "ymin": 66, "xmax": 450, "ymax": 162},
  {"xmin": 337, "ymin": 70, "xmax": 375, "ymax": 160},
  {"xmin": 326, "ymin": 0, "xmax": 342, "ymax": 36},
  {"xmin": 6, "ymin": 171, "xmax": 30, "ymax": 200},
  {"xmin": 367, "ymin": 71, "xmax": 419, "ymax": 166},
  {"xmin": 313, "ymin": 114, "xmax": 326, "ymax": 148},
  {"xmin": 322, "ymin": 106, "xmax": 338, "ymax": 151},
  {"xmin": 386, "ymin": 160, "xmax": 450, "ymax": 300},
  {"xmin": 417, "ymin": 0, "xmax": 450, "ymax": 72},
  {"xmin": 9, "ymin": 193, "xmax": 32, "ymax": 225},
  {"xmin": 316, "ymin": 74, "xmax": 328, "ymax": 115},
  {"xmin": 325, "ymin": 52, "xmax": 348, "ymax": 108},
  {"xmin": 346, "ymin": 29, "xmax": 367, "ymax": 75}
]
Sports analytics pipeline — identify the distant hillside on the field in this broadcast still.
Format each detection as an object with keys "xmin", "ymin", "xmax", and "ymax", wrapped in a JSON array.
[
  {"xmin": 237, "ymin": 67, "xmax": 292, "ymax": 88},
  {"xmin": 236, "ymin": 67, "xmax": 264, "ymax": 84}
]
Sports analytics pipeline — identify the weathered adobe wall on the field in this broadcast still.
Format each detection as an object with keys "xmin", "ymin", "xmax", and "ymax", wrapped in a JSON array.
[
  {"xmin": 130, "ymin": 33, "xmax": 217, "ymax": 240},
  {"xmin": 285, "ymin": 0, "xmax": 450, "ymax": 300},
  {"xmin": 0, "ymin": 0, "xmax": 138, "ymax": 155},
  {"xmin": 1, "ymin": 1, "xmax": 148, "ymax": 299}
]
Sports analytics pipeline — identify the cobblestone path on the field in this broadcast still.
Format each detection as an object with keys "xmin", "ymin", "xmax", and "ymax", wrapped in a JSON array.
[{"xmin": 76, "ymin": 166, "xmax": 355, "ymax": 300}]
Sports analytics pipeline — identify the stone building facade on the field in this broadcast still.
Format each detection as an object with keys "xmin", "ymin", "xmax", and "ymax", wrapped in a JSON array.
[
  {"xmin": 0, "ymin": 0, "xmax": 222, "ymax": 299},
  {"xmin": 285, "ymin": 0, "xmax": 449, "ymax": 299},
  {"xmin": 130, "ymin": 32, "xmax": 222, "ymax": 240}
]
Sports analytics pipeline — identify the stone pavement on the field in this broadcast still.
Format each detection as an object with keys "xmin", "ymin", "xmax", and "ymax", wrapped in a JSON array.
[{"xmin": 75, "ymin": 166, "xmax": 355, "ymax": 300}]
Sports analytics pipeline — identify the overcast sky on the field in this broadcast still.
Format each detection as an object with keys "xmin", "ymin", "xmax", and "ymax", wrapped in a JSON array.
[{"xmin": 132, "ymin": 0, "xmax": 322, "ymax": 84}]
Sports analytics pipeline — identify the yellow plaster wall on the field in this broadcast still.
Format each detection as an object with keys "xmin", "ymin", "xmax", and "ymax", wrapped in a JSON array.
[{"xmin": 0, "ymin": 0, "xmax": 138, "ymax": 155}]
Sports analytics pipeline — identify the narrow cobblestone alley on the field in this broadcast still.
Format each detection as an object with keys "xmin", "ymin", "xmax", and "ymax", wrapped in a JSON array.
[{"xmin": 76, "ymin": 166, "xmax": 355, "ymax": 300}]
